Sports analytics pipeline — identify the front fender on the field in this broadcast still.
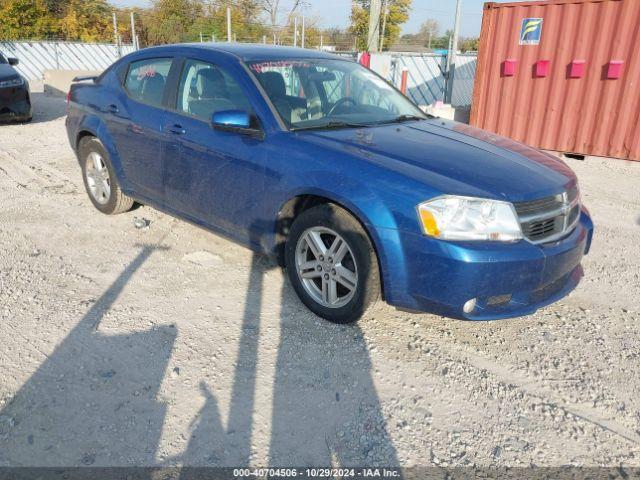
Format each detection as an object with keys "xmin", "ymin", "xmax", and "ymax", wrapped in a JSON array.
[{"xmin": 270, "ymin": 174, "xmax": 411, "ymax": 304}]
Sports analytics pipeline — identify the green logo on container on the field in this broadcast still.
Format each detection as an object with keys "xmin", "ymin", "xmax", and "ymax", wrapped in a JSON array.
[{"xmin": 520, "ymin": 18, "xmax": 543, "ymax": 45}]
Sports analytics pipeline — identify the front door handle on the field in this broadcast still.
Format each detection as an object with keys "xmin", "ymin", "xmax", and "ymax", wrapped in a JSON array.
[{"xmin": 167, "ymin": 124, "xmax": 186, "ymax": 135}]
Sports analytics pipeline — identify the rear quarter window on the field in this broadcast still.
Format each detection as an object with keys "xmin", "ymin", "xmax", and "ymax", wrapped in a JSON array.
[{"xmin": 124, "ymin": 58, "xmax": 172, "ymax": 108}]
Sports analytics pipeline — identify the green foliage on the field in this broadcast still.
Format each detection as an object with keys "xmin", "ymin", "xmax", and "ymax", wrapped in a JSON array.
[
  {"xmin": 0, "ymin": 0, "xmax": 112, "ymax": 41},
  {"xmin": 459, "ymin": 36, "xmax": 478, "ymax": 52},
  {"xmin": 0, "ymin": 0, "xmax": 58, "ymax": 40},
  {"xmin": 0, "ymin": 0, "xmax": 360, "ymax": 51},
  {"xmin": 398, "ymin": 19, "xmax": 478, "ymax": 52},
  {"xmin": 58, "ymin": 0, "xmax": 112, "ymax": 42},
  {"xmin": 349, "ymin": 0, "xmax": 412, "ymax": 51}
]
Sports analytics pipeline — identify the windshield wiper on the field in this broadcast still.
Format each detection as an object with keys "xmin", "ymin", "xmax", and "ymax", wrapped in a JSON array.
[
  {"xmin": 375, "ymin": 114, "xmax": 428, "ymax": 125},
  {"xmin": 292, "ymin": 121, "xmax": 371, "ymax": 132}
]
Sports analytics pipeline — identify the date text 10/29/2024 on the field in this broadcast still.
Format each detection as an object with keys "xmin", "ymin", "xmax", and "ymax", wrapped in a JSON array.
[{"xmin": 233, "ymin": 468, "xmax": 401, "ymax": 478}]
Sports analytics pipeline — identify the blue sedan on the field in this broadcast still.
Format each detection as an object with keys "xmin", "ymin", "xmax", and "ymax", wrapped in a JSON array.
[{"xmin": 65, "ymin": 44, "xmax": 593, "ymax": 323}]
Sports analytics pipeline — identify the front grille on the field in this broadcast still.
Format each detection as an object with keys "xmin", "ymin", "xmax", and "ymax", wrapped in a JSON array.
[{"xmin": 514, "ymin": 187, "xmax": 580, "ymax": 244}]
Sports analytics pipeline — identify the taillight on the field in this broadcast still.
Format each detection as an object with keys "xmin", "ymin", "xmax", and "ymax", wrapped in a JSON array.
[{"xmin": 66, "ymin": 90, "xmax": 71, "ymax": 105}]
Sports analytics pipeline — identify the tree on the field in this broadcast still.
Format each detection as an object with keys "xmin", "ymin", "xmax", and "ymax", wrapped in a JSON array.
[
  {"xmin": 418, "ymin": 18, "xmax": 439, "ymax": 48},
  {"xmin": 259, "ymin": 0, "xmax": 305, "ymax": 29},
  {"xmin": 459, "ymin": 36, "xmax": 478, "ymax": 52},
  {"xmin": 144, "ymin": 0, "xmax": 203, "ymax": 44},
  {"xmin": 349, "ymin": 0, "xmax": 411, "ymax": 51},
  {"xmin": 0, "ymin": 0, "xmax": 58, "ymax": 39},
  {"xmin": 58, "ymin": 0, "xmax": 112, "ymax": 42}
]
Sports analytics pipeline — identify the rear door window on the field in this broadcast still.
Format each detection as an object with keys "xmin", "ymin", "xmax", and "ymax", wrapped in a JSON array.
[
  {"xmin": 176, "ymin": 59, "xmax": 251, "ymax": 121},
  {"xmin": 124, "ymin": 58, "xmax": 173, "ymax": 108}
]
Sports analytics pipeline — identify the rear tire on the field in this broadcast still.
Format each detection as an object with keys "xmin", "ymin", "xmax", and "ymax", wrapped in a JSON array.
[
  {"xmin": 79, "ymin": 136, "xmax": 134, "ymax": 215},
  {"xmin": 285, "ymin": 203, "xmax": 381, "ymax": 324}
]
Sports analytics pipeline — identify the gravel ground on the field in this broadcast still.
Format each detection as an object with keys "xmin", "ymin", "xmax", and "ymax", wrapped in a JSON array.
[{"xmin": 0, "ymin": 88, "xmax": 640, "ymax": 469}]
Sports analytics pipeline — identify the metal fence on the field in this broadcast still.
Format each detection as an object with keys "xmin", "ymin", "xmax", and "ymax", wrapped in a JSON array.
[
  {"xmin": 0, "ymin": 41, "xmax": 136, "ymax": 81},
  {"xmin": 0, "ymin": 41, "xmax": 478, "ymax": 106},
  {"xmin": 383, "ymin": 53, "xmax": 477, "ymax": 107}
]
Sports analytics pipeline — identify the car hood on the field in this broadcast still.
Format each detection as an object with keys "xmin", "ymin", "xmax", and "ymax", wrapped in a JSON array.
[
  {"xmin": 301, "ymin": 119, "xmax": 577, "ymax": 202},
  {"xmin": 0, "ymin": 64, "xmax": 19, "ymax": 80}
]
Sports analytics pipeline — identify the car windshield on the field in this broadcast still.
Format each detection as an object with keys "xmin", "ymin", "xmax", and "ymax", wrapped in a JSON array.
[
  {"xmin": 0, "ymin": 53, "xmax": 7, "ymax": 64},
  {"xmin": 247, "ymin": 58, "xmax": 427, "ymax": 130}
]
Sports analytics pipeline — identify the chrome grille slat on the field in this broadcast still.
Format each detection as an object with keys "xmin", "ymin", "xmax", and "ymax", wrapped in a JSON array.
[{"xmin": 514, "ymin": 188, "xmax": 580, "ymax": 244}]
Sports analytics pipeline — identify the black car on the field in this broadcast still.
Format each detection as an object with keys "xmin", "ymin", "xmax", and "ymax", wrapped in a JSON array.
[{"xmin": 0, "ymin": 53, "xmax": 32, "ymax": 123}]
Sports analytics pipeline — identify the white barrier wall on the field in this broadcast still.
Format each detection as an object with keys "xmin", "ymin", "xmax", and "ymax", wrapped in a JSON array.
[
  {"xmin": 0, "ymin": 42, "xmax": 478, "ymax": 107},
  {"xmin": 0, "ymin": 41, "xmax": 136, "ymax": 81},
  {"xmin": 369, "ymin": 52, "xmax": 478, "ymax": 108}
]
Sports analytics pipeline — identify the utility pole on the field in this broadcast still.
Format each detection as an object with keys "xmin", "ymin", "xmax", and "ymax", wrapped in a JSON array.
[
  {"xmin": 130, "ymin": 12, "xmax": 137, "ymax": 50},
  {"xmin": 227, "ymin": 7, "xmax": 232, "ymax": 42},
  {"xmin": 301, "ymin": 16, "xmax": 305, "ymax": 48},
  {"xmin": 320, "ymin": 35, "xmax": 323, "ymax": 50},
  {"xmin": 367, "ymin": 0, "xmax": 382, "ymax": 52},
  {"xmin": 112, "ymin": 12, "xmax": 121, "ymax": 57},
  {"xmin": 200, "ymin": 32, "xmax": 204, "ymax": 43},
  {"xmin": 379, "ymin": 0, "xmax": 388, "ymax": 51},
  {"xmin": 445, "ymin": 0, "xmax": 462, "ymax": 104},
  {"xmin": 293, "ymin": 16, "xmax": 298, "ymax": 47}
]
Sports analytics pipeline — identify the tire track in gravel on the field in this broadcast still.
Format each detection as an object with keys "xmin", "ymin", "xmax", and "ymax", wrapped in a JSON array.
[
  {"xmin": 0, "ymin": 145, "xmax": 77, "ymax": 194},
  {"xmin": 436, "ymin": 340, "xmax": 640, "ymax": 446}
]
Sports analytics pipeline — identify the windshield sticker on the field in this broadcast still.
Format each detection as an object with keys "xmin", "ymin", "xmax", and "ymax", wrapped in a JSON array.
[
  {"xmin": 249, "ymin": 61, "xmax": 310, "ymax": 73},
  {"xmin": 136, "ymin": 66, "xmax": 157, "ymax": 80}
]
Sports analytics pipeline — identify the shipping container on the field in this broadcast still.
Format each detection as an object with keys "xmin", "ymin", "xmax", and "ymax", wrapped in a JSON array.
[{"xmin": 470, "ymin": 0, "xmax": 640, "ymax": 161}]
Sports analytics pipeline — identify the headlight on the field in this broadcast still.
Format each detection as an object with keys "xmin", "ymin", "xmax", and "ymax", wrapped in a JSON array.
[
  {"xmin": 0, "ymin": 77, "xmax": 25, "ymax": 88},
  {"xmin": 417, "ymin": 195, "xmax": 523, "ymax": 242}
]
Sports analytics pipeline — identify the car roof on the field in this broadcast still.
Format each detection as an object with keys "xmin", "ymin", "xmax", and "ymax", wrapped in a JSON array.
[{"xmin": 137, "ymin": 43, "xmax": 349, "ymax": 62}]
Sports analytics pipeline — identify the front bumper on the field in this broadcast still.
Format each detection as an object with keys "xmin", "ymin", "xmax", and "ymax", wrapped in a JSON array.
[
  {"xmin": 385, "ymin": 210, "xmax": 594, "ymax": 320},
  {"xmin": 0, "ymin": 84, "xmax": 32, "ymax": 122}
]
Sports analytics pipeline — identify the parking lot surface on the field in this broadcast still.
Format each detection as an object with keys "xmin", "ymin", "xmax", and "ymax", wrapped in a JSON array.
[{"xmin": 1, "ymin": 89, "xmax": 640, "ymax": 467}]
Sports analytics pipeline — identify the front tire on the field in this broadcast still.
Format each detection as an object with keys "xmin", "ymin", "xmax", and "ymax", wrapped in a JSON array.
[
  {"xmin": 285, "ymin": 204, "xmax": 381, "ymax": 324},
  {"xmin": 79, "ymin": 137, "xmax": 134, "ymax": 215}
]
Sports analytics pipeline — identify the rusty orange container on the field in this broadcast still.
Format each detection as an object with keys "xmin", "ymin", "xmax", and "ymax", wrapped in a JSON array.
[{"xmin": 470, "ymin": 0, "xmax": 640, "ymax": 161}]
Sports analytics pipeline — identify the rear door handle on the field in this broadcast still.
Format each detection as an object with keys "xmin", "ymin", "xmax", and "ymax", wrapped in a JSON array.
[{"xmin": 167, "ymin": 124, "xmax": 186, "ymax": 135}]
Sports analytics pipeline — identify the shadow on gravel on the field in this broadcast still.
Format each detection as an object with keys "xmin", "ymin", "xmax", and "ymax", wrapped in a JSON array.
[
  {"xmin": 30, "ymin": 92, "xmax": 67, "ymax": 124},
  {"xmin": 0, "ymin": 222, "xmax": 397, "ymax": 468},
  {"xmin": 178, "ymin": 219, "xmax": 399, "ymax": 467},
  {"xmin": 0, "ymin": 245, "xmax": 175, "ymax": 469}
]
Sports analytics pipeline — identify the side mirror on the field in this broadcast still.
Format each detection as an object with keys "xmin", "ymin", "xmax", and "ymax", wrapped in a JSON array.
[
  {"xmin": 8, "ymin": 58, "xmax": 19, "ymax": 66},
  {"xmin": 211, "ymin": 110, "xmax": 263, "ymax": 139}
]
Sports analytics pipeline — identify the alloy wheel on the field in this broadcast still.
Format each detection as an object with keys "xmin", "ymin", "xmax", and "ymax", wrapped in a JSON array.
[
  {"xmin": 85, "ymin": 151, "xmax": 111, "ymax": 205},
  {"xmin": 295, "ymin": 226, "xmax": 358, "ymax": 308}
]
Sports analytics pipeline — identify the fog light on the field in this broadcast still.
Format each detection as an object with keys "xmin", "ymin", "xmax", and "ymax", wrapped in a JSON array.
[{"xmin": 463, "ymin": 298, "xmax": 477, "ymax": 314}]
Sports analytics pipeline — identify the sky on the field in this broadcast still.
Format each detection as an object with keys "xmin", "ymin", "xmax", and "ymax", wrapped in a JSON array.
[{"xmin": 109, "ymin": 0, "xmax": 493, "ymax": 37}]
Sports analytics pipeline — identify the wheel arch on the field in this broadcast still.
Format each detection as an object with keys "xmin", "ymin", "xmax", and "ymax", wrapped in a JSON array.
[
  {"xmin": 275, "ymin": 192, "xmax": 392, "ymax": 301},
  {"xmin": 74, "ymin": 120, "xmax": 129, "ymax": 193},
  {"xmin": 76, "ymin": 129, "xmax": 97, "ymax": 153}
]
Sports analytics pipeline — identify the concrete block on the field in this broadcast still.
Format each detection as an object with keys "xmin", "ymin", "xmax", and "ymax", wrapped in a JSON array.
[{"xmin": 43, "ymin": 70, "xmax": 102, "ymax": 97}]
